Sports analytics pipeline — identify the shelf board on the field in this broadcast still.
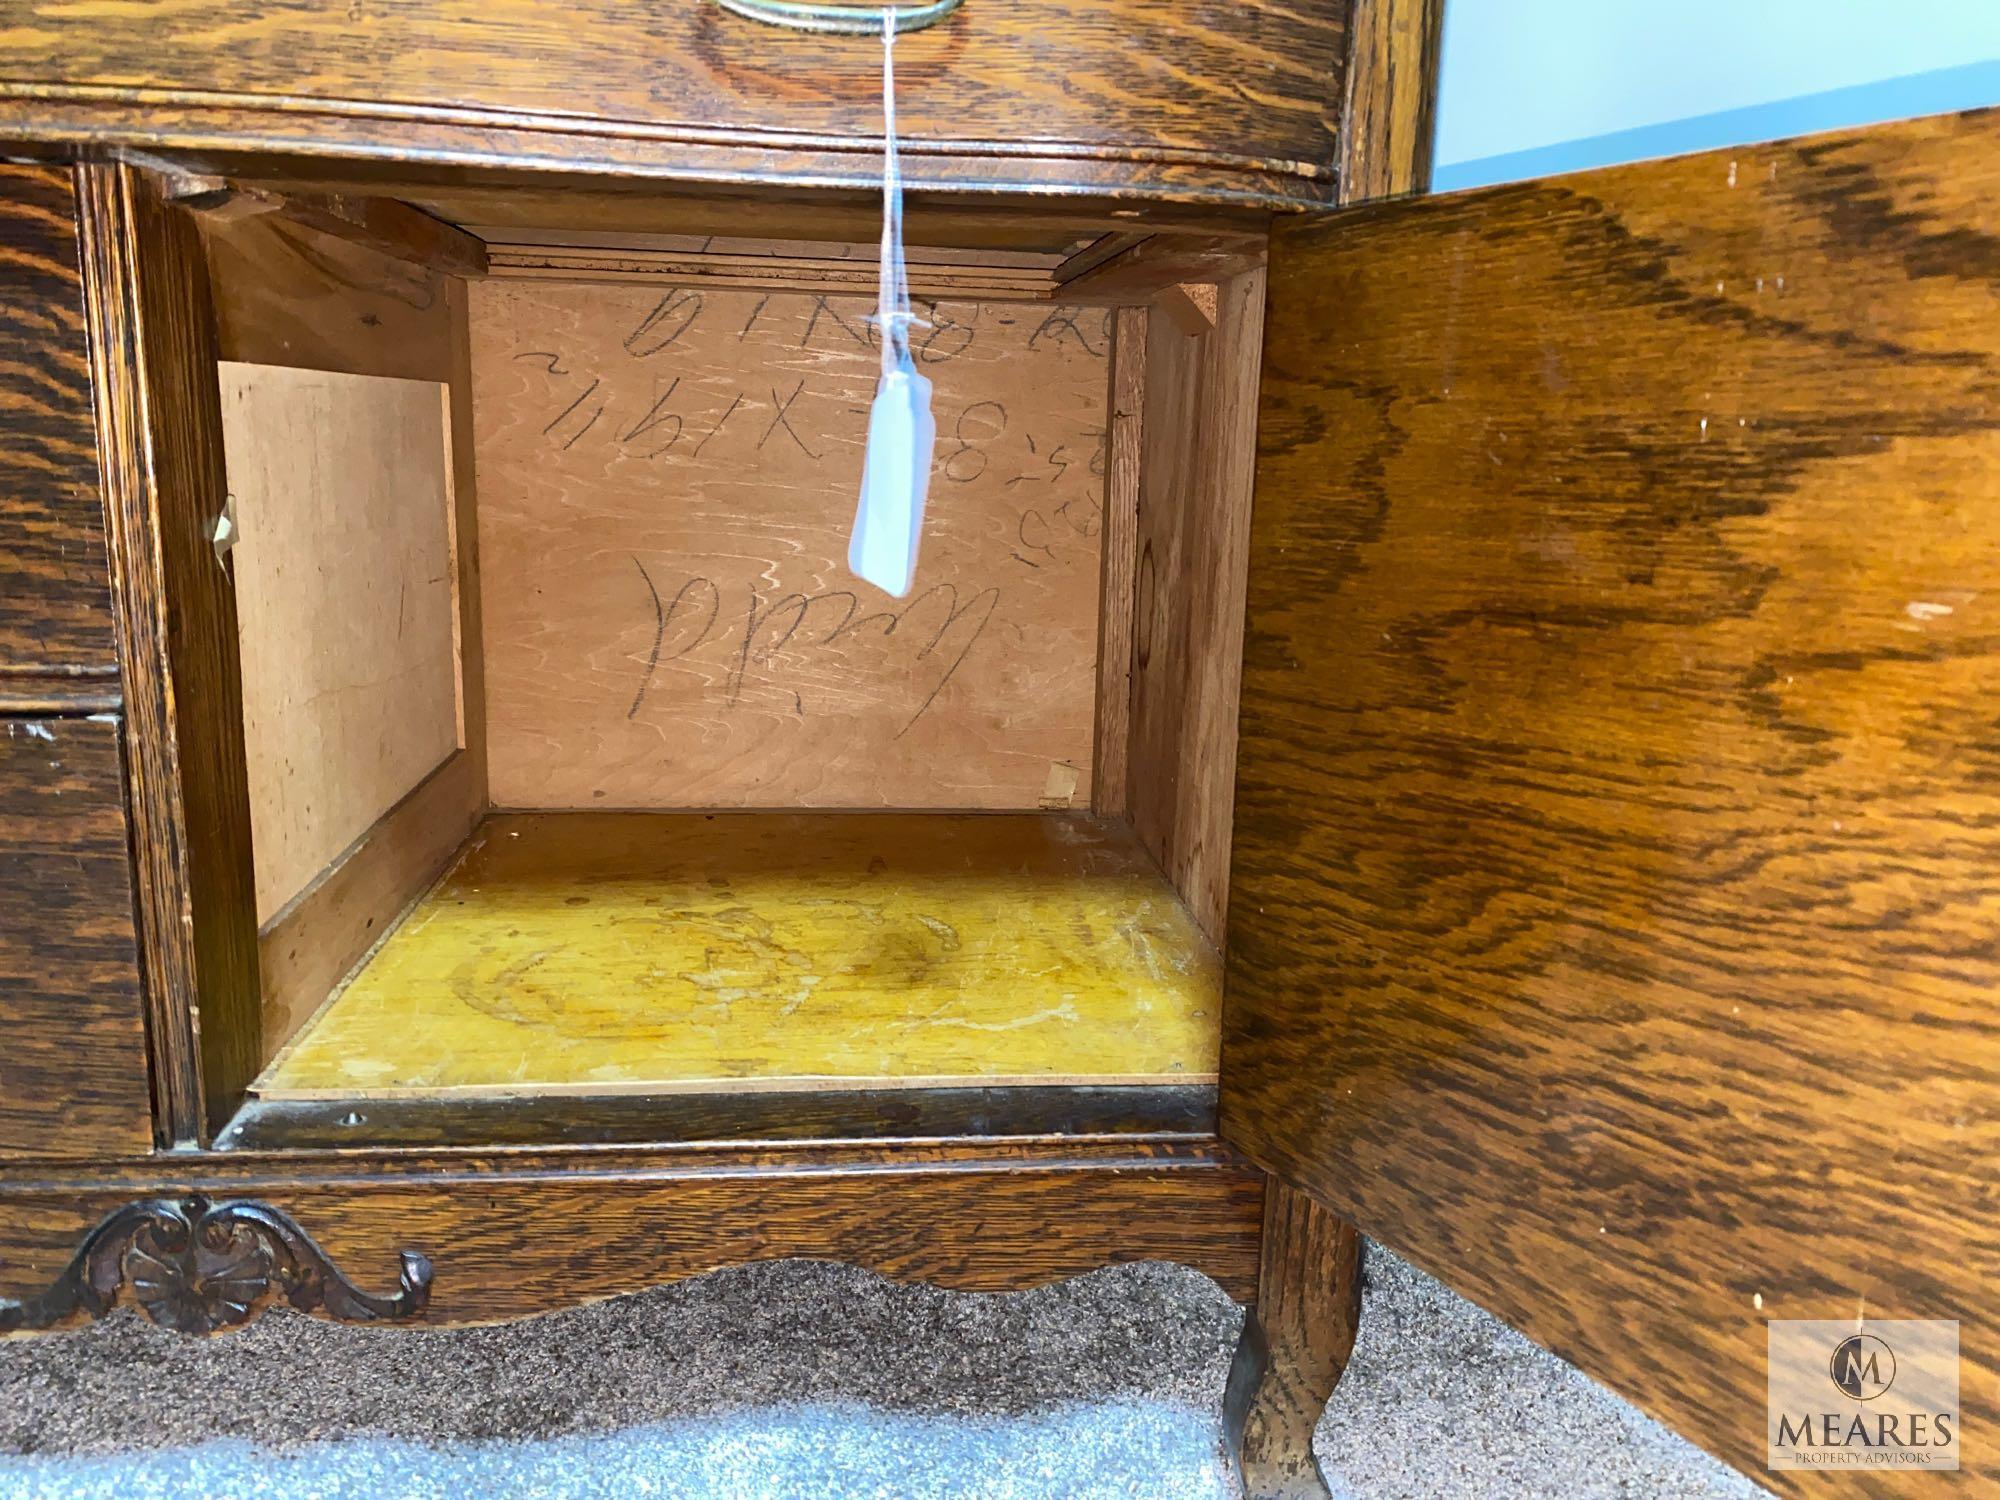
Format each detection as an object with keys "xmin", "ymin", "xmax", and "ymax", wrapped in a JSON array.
[{"xmin": 252, "ymin": 811, "xmax": 1221, "ymax": 1100}]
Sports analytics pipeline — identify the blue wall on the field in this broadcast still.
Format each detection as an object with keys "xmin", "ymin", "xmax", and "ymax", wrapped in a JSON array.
[{"xmin": 1432, "ymin": 1, "xmax": 2000, "ymax": 190}]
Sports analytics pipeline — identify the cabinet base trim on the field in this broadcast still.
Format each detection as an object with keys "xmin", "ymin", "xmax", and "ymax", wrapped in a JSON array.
[{"xmin": 0, "ymin": 1194, "xmax": 432, "ymax": 1336}]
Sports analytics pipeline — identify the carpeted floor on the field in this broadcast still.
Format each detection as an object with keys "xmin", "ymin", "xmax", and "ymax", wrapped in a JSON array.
[{"xmin": 0, "ymin": 1243, "xmax": 1766, "ymax": 1498}]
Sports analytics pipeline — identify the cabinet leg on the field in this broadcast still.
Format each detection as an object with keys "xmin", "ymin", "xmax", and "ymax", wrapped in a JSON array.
[{"xmin": 1225, "ymin": 1179, "xmax": 1362, "ymax": 1500}]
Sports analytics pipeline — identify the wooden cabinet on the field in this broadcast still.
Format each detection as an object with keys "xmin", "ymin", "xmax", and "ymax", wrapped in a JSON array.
[
  {"xmin": 0, "ymin": 717, "xmax": 150, "ymax": 1158},
  {"xmin": 0, "ymin": 0, "xmax": 1349, "ymax": 207},
  {"xmin": 0, "ymin": 7, "xmax": 1994, "ymax": 1496},
  {"xmin": 0, "ymin": 164, "xmax": 152, "ymax": 1161},
  {"xmin": 0, "ymin": 165, "xmax": 116, "ymax": 683}
]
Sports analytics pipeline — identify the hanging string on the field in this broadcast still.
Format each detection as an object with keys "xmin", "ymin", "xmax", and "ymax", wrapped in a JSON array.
[
  {"xmin": 877, "ymin": 4, "xmax": 923, "ymax": 370},
  {"xmin": 846, "ymin": 1, "xmax": 938, "ymax": 598}
]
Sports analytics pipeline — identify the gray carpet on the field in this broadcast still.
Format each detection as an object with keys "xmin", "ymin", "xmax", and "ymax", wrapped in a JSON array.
[{"xmin": 0, "ymin": 1243, "xmax": 1766, "ymax": 1497}]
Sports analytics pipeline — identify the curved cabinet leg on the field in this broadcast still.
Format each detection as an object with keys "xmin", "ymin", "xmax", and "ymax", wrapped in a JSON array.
[{"xmin": 1228, "ymin": 1179, "xmax": 1362, "ymax": 1499}]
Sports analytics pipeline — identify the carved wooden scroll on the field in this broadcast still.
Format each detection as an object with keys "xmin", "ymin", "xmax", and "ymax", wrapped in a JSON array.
[{"xmin": 0, "ymin": 1194, "xmax": 432, "ymax": 1335}]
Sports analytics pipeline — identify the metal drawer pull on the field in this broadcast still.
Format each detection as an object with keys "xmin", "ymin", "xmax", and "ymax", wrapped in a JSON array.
[{"xmin": 714, "ymin": 0, "xmax": 964, "ymax": 34}]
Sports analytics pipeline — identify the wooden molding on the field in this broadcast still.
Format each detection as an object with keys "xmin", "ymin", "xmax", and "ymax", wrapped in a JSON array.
[
  {"xmin": 166, "ymin": 174, "xmax": 489, "ymax": 276},
  {"xmin": 0, "ymin": 1141, "xmax": 1264, "ymax": 1318},
  {"xmin": 1059, "ymin": 232, "xmax": 1266, "ymax": 305},
  {"xmin": 1051, "ymin": 230, "xmax": 1152, "ymax": 284},
  {"xmin": 1092, "ymin": 305, "xmax": 1147, "ymax": 819},
  {"xmin": 481, "ymin": 243, "xmax": 1055, "ymax": 299},
  {"xmin": 254, "ymin": 751, "xmax": 482, "ymax": 1069},
  {"xmin": 0, "ymin": 666, "xmax": 120, "ymax": 717},
  {"xmin": 218, "ymin": 1083, "xmax": 1217, "ymax": 1152},
  {"xmin": 1337, "ymin": 0, "xmax": 1446, "ymax": 204},
  {"xmin": 76, "ymin": 162, "xmax": 263, "ymax": 1147}
]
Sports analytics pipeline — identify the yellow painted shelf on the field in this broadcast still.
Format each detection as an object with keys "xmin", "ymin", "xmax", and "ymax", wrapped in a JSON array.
[{"xmin": 254, "ymin": 812, "xmax": 1221, "ymax": 1099}]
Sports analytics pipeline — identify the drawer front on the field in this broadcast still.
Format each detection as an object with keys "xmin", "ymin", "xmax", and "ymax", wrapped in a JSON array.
[
  {"xmin": 0, "ymin": 717, "xmax": 153, "ymax": 1158},
  {"xmin": 0, "ymin": 165, "xmax": 116, "ymax": 679},
  {"xmin": 0, "ymin": 2, "xmax": 1347, "ymax": 204}
]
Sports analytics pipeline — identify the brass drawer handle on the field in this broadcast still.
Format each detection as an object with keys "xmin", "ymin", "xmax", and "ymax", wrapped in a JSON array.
[{"xmin": 714, "ymin": 0, "xmax": 964, "ymax": 34}]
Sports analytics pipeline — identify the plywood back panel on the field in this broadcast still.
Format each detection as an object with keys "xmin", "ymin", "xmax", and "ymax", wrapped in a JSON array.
[
  {"xmin": 470, "ymin": 283, "xmax": 1110, "ymax": 809},
  {"xmin": 222, "ymin": 363, "xmax": 462, "ymax": 921}
]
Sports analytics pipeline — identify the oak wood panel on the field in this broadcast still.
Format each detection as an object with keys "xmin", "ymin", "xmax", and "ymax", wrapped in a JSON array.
[
  {"xmin": 0, "ymin": 679, "xmax": 119, "ymax": 717},
  {"xmin": 1335, "ymin": 0, "xmax": 1444, "ymax": 204},
  {"xmin": 1128, "ymin": 270, "xmax": 1266, "ymax": 943},
  {"xmin": 0, "ymin": 1141, "xmax": 1265, "ymax": 1318},
  {"xmin": 0, "ymin": 1, "xmax": 1347, "ymax": 206},
  {"xmin": 0, "ymin": 717, "xmax": 152, "ymax": 1158},
  {"xmin": 1226, "ymin": 111, "xmax": 2000, "ymax": 1490},
  {"xmin": 0, "ymin": 165, "xmax": 115, "ymax": 678},
  {"xmin": 76, "ymin": 163, "xmax": 262, "ymax": 1146},
  {"xmin": 471, "ymin": 282, "xmax": 1108, "ymax": 810},
  {"xmin": 1092, "ymin": 307, "xmax": 1147, "ymax": 818}
]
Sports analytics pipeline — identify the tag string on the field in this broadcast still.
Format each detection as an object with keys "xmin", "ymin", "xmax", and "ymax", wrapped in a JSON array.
[{"xmin": 879, "ymin": 4, "xmax": 917, "ymax": 374}]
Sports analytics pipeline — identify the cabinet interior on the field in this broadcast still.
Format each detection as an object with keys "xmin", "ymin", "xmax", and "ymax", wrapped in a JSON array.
[{"xmin": 186, "ymin": 172, "xmax": 1268, "ymax": 1146}]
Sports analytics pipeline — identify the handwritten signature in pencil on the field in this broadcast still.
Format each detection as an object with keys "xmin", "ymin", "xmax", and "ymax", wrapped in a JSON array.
[{"xmin": 627, "ymin": 565, "xmax": 1002, "ymax": 737}]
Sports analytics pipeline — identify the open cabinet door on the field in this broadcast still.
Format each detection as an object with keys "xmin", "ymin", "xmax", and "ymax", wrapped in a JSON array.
[{"xmin": 1223, "ymin": 107, "xmax": 1999, "ymax": 1486}]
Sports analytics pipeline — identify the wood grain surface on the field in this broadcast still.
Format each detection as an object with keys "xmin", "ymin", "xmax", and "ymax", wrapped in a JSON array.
[
  {"xmin": 0, "ymin": 1, "xmax": 1346, "ymax": 206},
  {"xmin": 0, "ymin": 165, "xmax": 115, "ymax": 680},
  {"xmin": 1335, "ymin": 0, "xmax": 1444, "ymax": 204},
  {"xmin": 222, "ymin": 364, "xmax": 461, "ymax": 921},
  {"xmin": 180, "ymin": 182, "xmax": 488, "ymax": 278},
  {"xmin": 1238, "ymin": 1183, "xmax": 1361, "ymax": 1499},
  {"xmin": 1225, "ymin": 110, "xmax": 2000, "ymax": 1490},
  {"xmin": 77, "ymin": 163, "xmax": 263, "ymax": 1145},
  {"xmin": 0, "ymin": 718, "xmax": 151, "ymax": 1158},
  {"xmin": 1092, "ymin": 306, "xmax": 1147, "ymax": 818},
  {"xmin": 200, "ymin": 205, "xmax": 459, "ymax": 383},
  {"xmin": 197, "ymin": 206, "xmax": 491, "ymax": 1066},
  {"xmin": 1128, "ymin": 270, "xmax": 1266, "ymax": 943},
  {"xmin": 481, "ymin": 234, "xmax": 1070, "ymax": 302},
  {"xmin": 271, "ymin": 179, "xmax": 1261, "ymax": 255},
  {"xmin": 471, "ymin": 282, "xmax": 1109, "ymax": 810},
  {"xmin": 0, "ymin": 1140, "xmax": 1265, "ymax": 1318},
  {"xmin": 254, "ymin": 752, "xmax": 483, "ymax": 1066},
  {"xmin": 256, "ymin": 812, "xmax": 1220, "ymax": 1098}
]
